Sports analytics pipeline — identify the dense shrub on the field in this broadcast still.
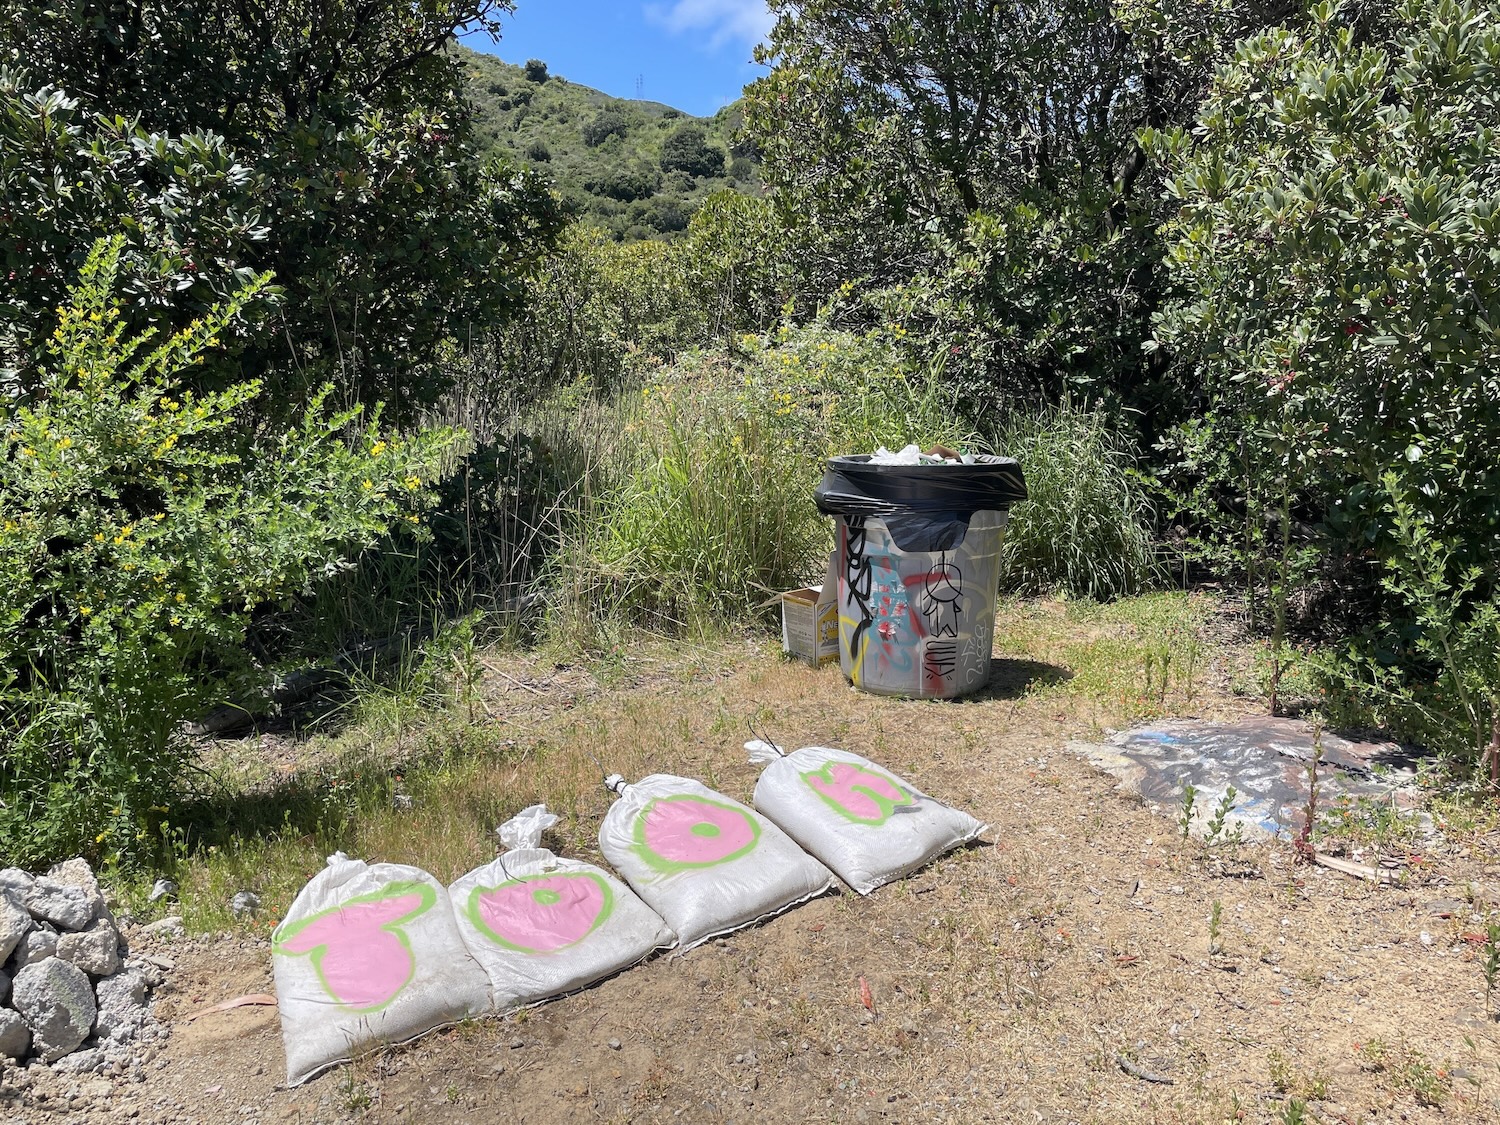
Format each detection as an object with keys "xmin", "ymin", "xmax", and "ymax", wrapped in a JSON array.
[
  {"xmin": 583, "ymin": 110, "xmax": 630, "ymax": 147},
  {"xmin": 1153, "ymin": 0, "xmax": 1500, "ymax": 763},
  {"xmin": 660, "ymin": 123, "xmax": 726, "ymax": 179},
  {"xmin": 0, "ymin": 240, "xmax": 453, "ymax": 867},
  {"xmin": 584, "ymin": 162, "xmax": 661, "ymax": 202}
]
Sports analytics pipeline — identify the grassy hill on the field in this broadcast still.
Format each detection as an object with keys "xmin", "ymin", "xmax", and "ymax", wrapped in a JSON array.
[{"xmin": 459, "ymin": 48, "xmax": 759, "ymax": 241}]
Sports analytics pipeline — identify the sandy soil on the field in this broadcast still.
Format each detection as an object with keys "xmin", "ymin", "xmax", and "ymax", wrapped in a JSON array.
[{"xmin": 5, "ymin": 613, "xmax": 1500, "ymax": 1125}]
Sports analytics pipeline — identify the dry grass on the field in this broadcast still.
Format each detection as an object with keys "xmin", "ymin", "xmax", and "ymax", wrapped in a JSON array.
[{"xmin": 98, "ymin": 593, "xmax": 1500, "ymax": 1124}]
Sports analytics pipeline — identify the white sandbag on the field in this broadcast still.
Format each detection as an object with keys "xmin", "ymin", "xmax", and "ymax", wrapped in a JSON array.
[
  {"xmin": 598, "ymin": 774, "xmax": 834, "ymax": 951},
  {"xmin": 272, "ymin": 853, "xmax": 491, "ymax": 1086},
  {"xmin": 746, "ymin": 741, "xmax": 987, "ymax": 894},
  {"xmin": 450, "ymin": 805, "xmax": 675, "ymax": 1011}
]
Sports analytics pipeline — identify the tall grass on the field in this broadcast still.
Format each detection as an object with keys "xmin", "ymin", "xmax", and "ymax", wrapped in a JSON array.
[
  {"xmin": 993, "ymin": 402, "xmax": 1159, "ymax": 600},
  {"xmin": 288, "ymin": 332, "xmax": 1163, "ymax": 670},
  {"xmin": 549, "ymin": 326, "xmax": 968, "ymax": 639},
  {"xmin": 551, "ymin": 371, "xmax": 828, "ymax": 639}
]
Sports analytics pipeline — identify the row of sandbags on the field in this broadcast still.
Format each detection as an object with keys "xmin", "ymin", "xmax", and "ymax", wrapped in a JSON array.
[{"xmin": 271, "ymin": 744, "xmax": 986, "ymax": 1085}]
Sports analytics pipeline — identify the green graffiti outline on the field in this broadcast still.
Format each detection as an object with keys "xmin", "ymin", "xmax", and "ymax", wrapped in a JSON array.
[
  {"xmin": 272, "ymin": 880, "xmax": 436, "ymax": 1014},
  {"xmin": 800, "ymin": 761, "xmax": 913, "ymax": 825},
  {"xmin": 632, "ymin": 793, "xmax": 761, "ymax": 873},
  {"xmin": 466, "ymin": 871, "xmax": 616, "ymax": 954}
]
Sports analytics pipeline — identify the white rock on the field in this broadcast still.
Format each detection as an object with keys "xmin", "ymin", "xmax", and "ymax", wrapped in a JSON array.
[
  {"xmin": 51, "ymin": 1045, "xmax": 105, "ymax": 1074},
  {"xmin": 8, "ymin": 922, "xmax": 58, "ymax": 969},
  {"xmin": 147, "ymin": 879, "xmax": 177, "ymax": 905},
  {"xmin": 229, "ymin": 892, "xmax": 260, "ymax": 919},
  {"xmin": 140, "ymin": 916, "xmax": 184, "ymax": 939},
  {"xmin": 57, "ymin": 918, "xmax": 122, "ymax": 977},
  {"xmin": 94, "ymin": 969, "xmax": 150, "ymax": 1042},
  {"xmin": 12, "ymin": 958, "xmax": 98, "ymax": 1063},
  {"xmin": 0, "ymin": 868, "xmax": 35, "ymax": 893},
  {"xmin": 0, "ymin": 1007, "xmax": 31, "ymax": 1061},
  {"xmin": 45, "ymin": 859, "xmax": 101, "ymax": 904},
  {"xmin": 0, "ymin": 888, "xmax": 32, "ymax": 962},
  {"xmin": 24, "ymin": 878, "xmax": 96, "ymax": 931}
]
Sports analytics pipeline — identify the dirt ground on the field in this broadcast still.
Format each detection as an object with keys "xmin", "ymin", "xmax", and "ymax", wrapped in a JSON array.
[{"xmin": 7, "ymin": 604, "xmax": 1500, "ymax": 1125}]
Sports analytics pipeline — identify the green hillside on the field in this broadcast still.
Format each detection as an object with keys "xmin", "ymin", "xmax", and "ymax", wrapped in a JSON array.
[{"xmin": 459, "ymin": 48, "xmax": 759, "ymax": 241}]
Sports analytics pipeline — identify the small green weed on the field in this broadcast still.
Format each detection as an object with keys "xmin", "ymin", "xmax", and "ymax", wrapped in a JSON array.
[
  {"xmin": 1206, "ymin": 786, "xmax": 1243, "ymax": 845},
  {"xmin": 1179, "ymin": 782, "xmax": 1199, "ymax": 839},
  {"xmin": 1268, "ymin": 1047, "xmax": 1329, "ymax": 1100},
  {"xmin": 1482, "ymin": 918, "xmax": 1500, "ymax": 1018}
]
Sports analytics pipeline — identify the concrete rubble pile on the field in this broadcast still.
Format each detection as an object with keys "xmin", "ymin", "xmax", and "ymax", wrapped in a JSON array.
[{"xmin": 0, "ymin": 859, "xmax": 168, "ymax": 1076}]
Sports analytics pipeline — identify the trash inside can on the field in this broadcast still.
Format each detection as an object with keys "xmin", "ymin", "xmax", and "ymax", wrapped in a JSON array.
[{"xmin": 814, "ymin": 454, "xmax": 1027, "ymax": 699}]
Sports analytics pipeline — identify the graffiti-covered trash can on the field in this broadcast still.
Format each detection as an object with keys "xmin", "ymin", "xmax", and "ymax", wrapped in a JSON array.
[{"xmin": 814, "ymin": 455, "xmax": 1027, "ymax": 699}]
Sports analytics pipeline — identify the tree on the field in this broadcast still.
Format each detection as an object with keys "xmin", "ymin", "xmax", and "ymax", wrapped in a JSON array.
[
  {"xmin": 660, "ymin": 123, "xmax": 726, "ymax": 178},
  {"xmin": 741, "ymin": 0, "xmax": 1322, "ymax": 411},
  {"xmin": 1153, "ymin": 0, "xmax": 1500, "ymax": 759},
  {"xmin": 525, "ymin": 58, "xmax": 550, "ymax": 82},
  {"xmin": 583, "ymin": 108, "xmax": 631, "ymax": 147},
  {"xmin": 1, "ymin": 0, "xmax": 566, "ymax": 422}
]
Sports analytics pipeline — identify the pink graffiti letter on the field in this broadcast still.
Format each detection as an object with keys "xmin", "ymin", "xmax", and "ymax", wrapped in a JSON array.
[
  {"xmin": 803, "ymin": 762, "xmax": 911, "ymax": 825},
  {"xmin": 275, "ymin": 884, "xmax": 435, "ymax": 1012}
]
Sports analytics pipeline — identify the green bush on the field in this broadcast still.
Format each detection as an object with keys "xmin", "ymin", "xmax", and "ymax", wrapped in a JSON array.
[
  {"xmin": 5, "ymin": 4, "xmax": 566, "ymax": 423},
  {"xmin": 660, "ymin": 123, "xmax": 725, "ymax": 179},
  {"xmin": 461, "ymin": 225, "xmax": 709, "ymax": 409},
  {"xmin": 1152, "ymin": 0, "xmax": 1500, "ymax": 756},
  {"xmin": 0, "ymin": 238, "xmax": 454, "ymax": 867}
]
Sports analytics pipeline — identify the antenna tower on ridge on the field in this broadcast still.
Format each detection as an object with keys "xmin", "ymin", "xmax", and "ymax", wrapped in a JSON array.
[{"xmin": 636, "ymin": 74, "xmax": 643, "ymax": 99}]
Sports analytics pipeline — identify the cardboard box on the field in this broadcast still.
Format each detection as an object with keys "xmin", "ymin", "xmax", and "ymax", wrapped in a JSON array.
[{"xmin": 769, "ymin": 554, "xmax": 840, "ymax": 666}]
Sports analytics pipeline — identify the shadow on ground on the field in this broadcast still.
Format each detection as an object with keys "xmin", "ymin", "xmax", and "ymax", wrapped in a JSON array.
[{"xmin": 965, "ymin": 657, "xmax": 1072, "ymax": 701}]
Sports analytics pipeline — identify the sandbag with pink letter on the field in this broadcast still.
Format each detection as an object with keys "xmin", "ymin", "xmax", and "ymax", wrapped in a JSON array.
[
  {"xmin": 272, "ymin": 853, "xmax": 491, "ymax": 1086},
  {"xmin": 598, "ymin": 773, "xmax": 834, "ymax": 951},
  {"xmin": 450, "ymin": 805, "xmax": 675, "ymax": 1010},
  {"xmin": 746, "ymin": 741, "xmax": 987, "ymax": 894}
]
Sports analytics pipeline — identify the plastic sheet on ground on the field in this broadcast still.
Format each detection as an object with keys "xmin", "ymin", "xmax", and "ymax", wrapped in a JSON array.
[
  {"xmin": 746, "ymin": 741, "xmax": 988, "ymax": 894},
  {"xmin": 1068, "ymin": 717, "xmax": 1424, "ymax": 841}
]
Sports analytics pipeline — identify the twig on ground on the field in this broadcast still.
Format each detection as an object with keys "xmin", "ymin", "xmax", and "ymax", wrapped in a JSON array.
[
  {"xmin": 186, "ymin": 993, "xmax": 278, "ymax": 1021},
  {"xmin": 1116, "ymin": 1053, "xmax": 1174, "ymax": 1084},
  {"xmin": 481, "ymin": 659, "xmax": 549, "ymax": 696}
]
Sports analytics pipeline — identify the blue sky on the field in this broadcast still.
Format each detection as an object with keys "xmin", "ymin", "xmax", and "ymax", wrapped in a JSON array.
[{"xmin": 460, "ymin": 1, "xmax": 775, "ymax": 117}]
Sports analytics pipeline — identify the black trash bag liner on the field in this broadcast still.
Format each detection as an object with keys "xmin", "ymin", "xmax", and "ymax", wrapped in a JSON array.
[{"xmin": 814, "ymin": 455, "xmax": 1027, "ymax": 553}]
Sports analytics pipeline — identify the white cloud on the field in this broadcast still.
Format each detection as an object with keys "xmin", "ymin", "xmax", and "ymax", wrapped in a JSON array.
[{"xmin": 645, "ymin": 0, "xmax": 775, "ymax": 52}]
